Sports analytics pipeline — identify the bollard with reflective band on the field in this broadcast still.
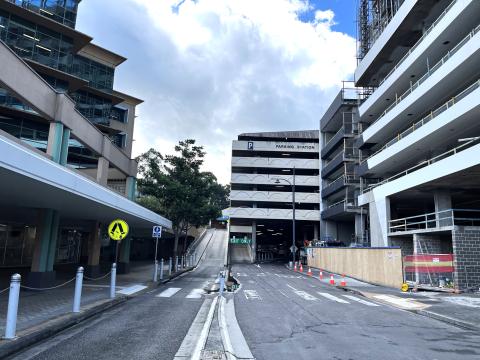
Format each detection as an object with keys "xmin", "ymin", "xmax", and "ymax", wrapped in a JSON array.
[
  {"xmin": 153, "ymin": 260, "xmax": 158, "ymax": 282},
  {"xmin": 4, "ymin": 273, "xmax": 21, "ymax": 339},
  {"xmin": 160, "ymin": 258, "xmax": 164, "ymax": 280},
  {"xmin": 219, "ymin": 273, "xmax": 225, "ymax": 298},
  {"xmin": 110, "ymin": 263, "xmax": 117, "ymax": 299},
  {"xmin": 169, "ymin": 257, "xmax": 173, "ymax": 276},
  {"xmin": 73, "ymin": 267, "xmax": 84, "ymax": 313}
]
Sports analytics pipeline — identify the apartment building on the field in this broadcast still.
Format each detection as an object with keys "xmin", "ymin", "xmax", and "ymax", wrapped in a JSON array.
[
  {"xmin": 319, "ymin": 82, "xmax": 368, "ymax": 244},
  {"xmin": 228, "ymin": 131, "xmax": 320, "ymax": 263},
  {"xmin": 353, "ymin": 0, "xmax": 480, "ymax": 290},
  {"xmin": 0, "ymin": 0, "xmax": 171, "ymax": 285}
]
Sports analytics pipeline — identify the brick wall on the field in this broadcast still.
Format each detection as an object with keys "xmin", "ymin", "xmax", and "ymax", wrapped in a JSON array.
[{"xmin": 452, "ymin": 226, "xmax": 480, "ymax": 290}]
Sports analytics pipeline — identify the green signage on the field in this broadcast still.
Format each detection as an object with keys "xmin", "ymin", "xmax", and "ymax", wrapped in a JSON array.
[{"xmin": 230, "ymin": 237, "xmax": 252, "ymax": 244}]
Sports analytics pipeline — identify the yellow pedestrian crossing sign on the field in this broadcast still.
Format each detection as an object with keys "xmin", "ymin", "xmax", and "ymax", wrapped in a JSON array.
[{"xmin": 108, "ymin": 219, "xmax": 129, "ymax": 241}]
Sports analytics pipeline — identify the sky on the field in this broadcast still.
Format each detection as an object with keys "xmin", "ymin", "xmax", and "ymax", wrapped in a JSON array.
[{"xmin": 76, "ymin": 0, "xmax": 358, "ymax": 184}]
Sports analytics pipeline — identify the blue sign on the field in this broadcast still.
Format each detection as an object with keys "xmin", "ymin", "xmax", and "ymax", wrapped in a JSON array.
[{"xmin": 152, "ymin": 225, "xmax": 162, "ymax": 238}]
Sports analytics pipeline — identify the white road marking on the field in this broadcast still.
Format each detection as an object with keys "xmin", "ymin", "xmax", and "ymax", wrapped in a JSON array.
[
  {"xmin": 286, "ymin": 284, "xmax": 297, "ymax": 291},
  {"xmin": 257, "ymin": 273, "xmax": 266, "ymax": 276},
  {"xmin": 157, "ymin": 287, "xmax": 182, "ymax": 298},
  {"xmin": 317, "ymin": 292, "xmax": 350, "ymax": 304},
  {"xmin": 343, "ymin": 295, "xmax": 379, "ymax": 306},
  {"xmin": 116, "ymin": 284, "xmax": 147, "ymax": 295},
  {"xmin": 186, "ymin": 288, "xmax": 204, "ymax": 299},
  {"xmin": 244, "ymin": 289, "xmax": 262, "ymax": 300},
  {"xmin": 236, "ymin": 273, "xmax": 248, "ymax": 277},
  {"xmin": 373, "ymin": 294, "xmax": 423, "ymax": 309},
  {"xmin": 278, "ymin": 290, "xmax": 290, "ymax": 298},
  {"xmin": 292, "ymin": 290, "xmax": 317, "ymax": 301}
]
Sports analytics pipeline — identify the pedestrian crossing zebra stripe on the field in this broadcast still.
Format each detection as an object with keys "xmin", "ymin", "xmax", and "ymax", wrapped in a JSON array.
[
  {"xmin": 157, "ymin": 287, "xmax": 182, "ymax": 297},
  {"xmin": 343, "ymin": 295, "xmax": 380, "ymax": 306},
  {"xmin": 316, "ymin": 292, "xmax": 350, "ymax": 303}
]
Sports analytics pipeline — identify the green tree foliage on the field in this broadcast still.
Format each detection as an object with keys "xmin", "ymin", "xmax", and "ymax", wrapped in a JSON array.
[{"xmin": 136, "ymin": 139, "xmax": 229, "ymax": 255}]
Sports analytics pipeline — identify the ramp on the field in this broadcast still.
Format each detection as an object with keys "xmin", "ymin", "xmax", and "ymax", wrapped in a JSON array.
[{"xmin": 230, "ymin": 243, "xmax": 252, "ymax": 264}]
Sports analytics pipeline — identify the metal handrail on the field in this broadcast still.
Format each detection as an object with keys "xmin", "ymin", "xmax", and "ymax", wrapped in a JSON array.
[
  {"xmin": 389, "ymin": 209, "xmax": 480, "ymax": 232},
  {"xmin": 362, "ymin": 79, "xmax": 480, "ymax": 163},
  {"xmin": 362, "ymin": 138, "xmax": 480, "ymax": 193},
  {"xmin": 377, "ymin": 0, "xmax": 458, "ymax": 87},
  {"xmin": 370, "ymin": 24, "xmax": 480, "ymax": 127}
]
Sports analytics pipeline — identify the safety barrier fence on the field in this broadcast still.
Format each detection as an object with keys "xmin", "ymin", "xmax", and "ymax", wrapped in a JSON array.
[{"xmin": 404, "ymin": 254, "xmax": 455, "ymax": 288}]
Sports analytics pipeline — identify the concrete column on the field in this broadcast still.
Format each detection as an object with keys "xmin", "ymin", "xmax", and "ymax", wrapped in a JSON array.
[
  {"xmin": 86, "ymin": 222, "xmax": 102, "ymax": 277},
  {"xmin": 46, "ymin": 122, "xmax": 64, "ymax": 163},
  {"xmin": 355, "ymin": 213, "xmax": 364, "ymax": 239},
  {"xmin": 96, "ymin": 157, "xmax": 109, "ymax": 186},
  {"xmin": 28, "ymin": 209, "xmax": 60, "ymax": 287},
  {"xmin": 251, "ymin": 220, "xmax": 256, "ymax": 263},
  {"xmin": 313, "ymin": 222, "xmax": 319, "ymax": 241},
  {"xmin": 434, "ymin": 191, "xmax": 452, "ymax": 227},
  {"xmin": 126, "ymin": 176, "xmax": 136, "ymax": 200},
  {"xmin": 368, "ymin": 197, "xmax": 390, "ymax": 247},
  {"xmin": 59, "ymin": 128, "xmax": 70, "ymax": 166},
  {"xmin": 452, "ymin": 226, "xmax": 480, "ymax": 290},
  {"xmin": 118, "ymin": 237, "xmax": 131, "ymax": 274}
]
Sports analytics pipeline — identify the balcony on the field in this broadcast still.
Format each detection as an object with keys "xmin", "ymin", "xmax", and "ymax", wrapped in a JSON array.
[
  {"xmin": 231, "ymin": 157, "xmax": 319, "ymax": 170},
  {"xmin": 321, "ymin": 147, "xmax": 359, "ymax": 179},
  {"xmin": 230, "ymin": 190, "xmax": 319, "ymax": 204},
  {"xmin": 227, "ymin": 207, "xmax": 320, "ymax": 221},
  {"xmin": 231, "ymin": 173, "xmax": 319, "ymax": 187},
  {"xmin": 389, "ymin": 209, "xmax": 480, "ymax": 234},
  {"xmin": 321, "ymin": 174, "xmax": 359, "ymax": 199},
  {"xmin": 359, "ymin": 24, "xmax": 480, "ymax": 147},
  {"xmin": 321, "ymin": 198, "xmax": 364, "ymax": 220},
  {"xmin": 321, "ymin": 120, "xmax": 359, "ymax": 159},
  {"xmin": 320, "ymin": 83, "xmax": 363, "ymax": 132}
]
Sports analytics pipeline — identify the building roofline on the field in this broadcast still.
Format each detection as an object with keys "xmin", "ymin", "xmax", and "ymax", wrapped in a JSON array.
[
  {"xmin": 77, "ymin": 43, "xmax": 127, "ymax": 67},
  {"xmin": 113, "ymin": 90, "xmax": 144, "ymax": 106}
]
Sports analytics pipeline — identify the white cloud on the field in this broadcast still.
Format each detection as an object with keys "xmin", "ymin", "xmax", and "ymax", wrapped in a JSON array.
[{"xmin": 77, "ymin": 0, "xmax": 356, "ymax": 184}]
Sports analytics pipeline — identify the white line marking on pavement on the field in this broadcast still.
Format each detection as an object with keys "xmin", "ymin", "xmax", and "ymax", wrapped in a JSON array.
[
  {"xmin": 317, "ymin": 292, "xmax": 350, "ymax": 303},
  {"xmin": 343, "ymin": 295, "xmax": 379, "ymax": 306},
  {"xmin": 292, "ymin": 290, "xmax": 317, "ymax": 301},
  {"xmin": 244, "ymin": 289, "xmax": 262, "ymax": 300},
  {"xmin": 186, "ymin": 288, "xmax": 204, "ymax": 299},
  {"xmin": 286, "ymin": 284, "xmax": 297, "ymax": 291},
  {"xmin": 373, "ymin": 295, "xmax": 423, "ymax": 309},
  {"xmin": 157, "ymin": 287, "xmax": 182, "ymax": 298},
  {"xmin": 116, "ymin": 284, "xmax": 147, "ymax": 295},
  {"xmin": 278, "ymin": 290, "xmax": 290, "ymax": 298},
  {"xmin": 191, "ymin": 297, "xmax": 218, "ymax": 360}
]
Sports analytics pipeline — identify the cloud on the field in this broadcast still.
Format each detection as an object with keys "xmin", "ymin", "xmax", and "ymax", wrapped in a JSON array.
[{"xmin": 77, "ymin": 0, "xmax": 356, "ymax": 183}]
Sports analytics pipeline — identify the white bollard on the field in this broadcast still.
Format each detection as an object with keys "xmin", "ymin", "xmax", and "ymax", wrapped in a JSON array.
[
  {"xmin": 160, "ymin": 258, "xmax": 164, "ymax": 280},
  {"xmin": 175, "ymin": 256, "xmax": 179, "ymax": 271},
  {"xmin": 153, "ymin": 260, "xmax": 158, "ymax": 282},
  {"xmin": 73, "ymin": 267, "xmax": 84, "ymax": 313},
  {"xmin": 4, "ymin": 273, "xmax": 21, "ymax": 339},
  {"xmin": 110, "ymin": 263, "xmax": 116, "ymax": 299},
  {"xmin": 169, "ymin": 257, "xmax": 173, "ymax": 276},
  {"xmin": 219, "ymin": 272, "xmax": 225, "ymax": 298}
]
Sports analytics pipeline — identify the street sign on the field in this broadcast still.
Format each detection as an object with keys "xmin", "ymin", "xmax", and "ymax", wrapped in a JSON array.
[
  {"xmin": 247, "ymin": 141, "xmax": 254, "ymax": 150},
  {"xmin": 108, "ymin": 219, "xmax": 129, "ymax": 241},
  {"xmin": 152, "ymin": 225, "xmax": 162, "ymax": 238},
  {"xmin": 290, "ymin": 245, "xmax": 298, "ymax": 253}
]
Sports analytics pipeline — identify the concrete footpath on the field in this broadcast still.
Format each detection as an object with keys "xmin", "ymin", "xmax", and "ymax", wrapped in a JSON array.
[
  {"xmin": 293, "ymin": 265, "xmax": 480, "ymax": 332},
  {"xmin": 0, "ymin": 261, "xmax": 194, "ymax": 358}
]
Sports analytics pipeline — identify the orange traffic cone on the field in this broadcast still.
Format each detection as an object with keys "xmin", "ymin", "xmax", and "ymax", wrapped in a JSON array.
[
  {"xmin": 293, "ymin": 262, "xmax": 297, "ymax": 272},
  {"xmin": 329, "ymin": 274, "xmax": 335, "ymax": 285},
  {"xmin": 299, "ymin": 262, "xmax": 303, "ymax": 273},
  {"xmin": 319, "ymin": 270, "xmax": 323, "ymax": 280},
  {"xmin": 307, "ymin": 267, "xmax": 312, "ymax": 276},
  {"xmin": 340, "ymin": 274, "xmax": 346, "ymax": 287}
]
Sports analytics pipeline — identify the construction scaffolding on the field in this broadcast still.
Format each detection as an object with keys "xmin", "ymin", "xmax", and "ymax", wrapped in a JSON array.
[{"xmin": 357, "ymin": 0, "xmax": 405, "ymax": 60}]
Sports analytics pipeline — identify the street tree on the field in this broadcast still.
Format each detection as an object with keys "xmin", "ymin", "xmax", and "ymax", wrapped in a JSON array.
[{"xmin": 136, "ymin": 139, "xmax": 229, "ymax": 255}]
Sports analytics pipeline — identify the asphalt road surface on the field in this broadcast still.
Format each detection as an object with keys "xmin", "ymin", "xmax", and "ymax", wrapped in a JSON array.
[
  {"xmin": 8, "ymin": 229, "xmax": 227, "ymax": 360},
  {"xmin": 233, "ymin": 263, "xmax": 480, "ymax": 360}
]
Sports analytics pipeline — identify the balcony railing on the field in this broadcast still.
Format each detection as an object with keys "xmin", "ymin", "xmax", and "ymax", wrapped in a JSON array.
[
  {"xmin": 377, "ymin": 0, "xmax": 458, "ymax": 87},
  {"xmin": 362, "ymin": 138, "xmax": 480, "ymax": 194},
  {"xmin": 362, "ymin": 79, "xmax": 480, "ymax": 163},
  {"xmin": 370, "ymin": 24, "xmax": 480, "ymax": 126},
  {"xmin": 389, "ymin": 209, "xmax": 480, "ymax": 233}
]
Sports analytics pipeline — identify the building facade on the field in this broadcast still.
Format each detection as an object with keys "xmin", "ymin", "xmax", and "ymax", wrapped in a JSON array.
[
  {"xmin": 228, "ymin": 131, "xmax": 320, "ymax": 263},
  {"xmin": 353, "ymin": 0, "xmax": 480, "ymax": 289},
  {"xmin": 0, "ymin": 0, "xmax": 171, "ymax": 285}
]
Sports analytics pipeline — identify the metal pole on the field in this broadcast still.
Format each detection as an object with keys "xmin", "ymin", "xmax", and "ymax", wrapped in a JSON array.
[
  {"xmin": 219, "ymin": 272, "xmax": 225, "ymax": 298},
  {"xmin": 73, "ymin": 266, "xmax": 84, "ymax": 313},
  {"xmin": 154, "ymin": 236, "xmax": 159, "ymax": 282},
  {"xmin": 292, "ymin": 166, "xmax": 296, "ymax": 266},
  {"xmin": 169, "ymin": 257, "xmax": 173, "ymax": 276},
  {"xmin": 160, "ymin": 258, "xmax": 164, "ymax": 280},
  {"xmin": 4, "ymin": 273, "xmax": 21, "ymax": 339},
  {"xmin": 110, "ymin": 263, "xmax": 116, "ymax": 299}
]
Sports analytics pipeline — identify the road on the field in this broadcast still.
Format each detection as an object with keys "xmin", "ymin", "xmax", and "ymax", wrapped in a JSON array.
[
  {"xmin": 7, "ymin": 229, "xmax": 227, "ymax": 360},
  {"xmin": 233, "ymin": 263, "xmax": 480, "ymax": 360}
]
